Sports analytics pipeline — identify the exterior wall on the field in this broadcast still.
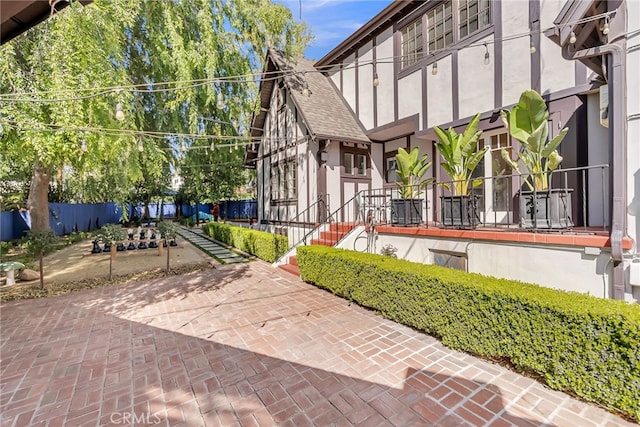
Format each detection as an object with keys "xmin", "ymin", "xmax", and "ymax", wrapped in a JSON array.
[
  {"xmin": 457, "ymin": 35, "xmax": 495, "ymax": 119},
  {"xmin": 397, "ymin": 69, "xmax": 422, "ymax": 122},
  {"xmin": 627, "ymin": 0, "xmax": 640, "ymax": 301},
  {"xmin": 586, "ymin": 93, "xmax": 609, "ymax": 226},
  {"xmin": 325, "ymin": 140, "xmax": 342, "ymax": 206},
  {"xmin": 539, "ymin": 0, "xmax": 575, "ymax": 93},
  {"xmin": 370, "ymin": 143, "xmax": 384, "ymax": 189},
  {"xmin": 376, "ymin": 27, "xmax": 395, "ymax": 127},
  {"xmin": 342, "ymin": 54, "xmax": 357, "ymax": 114},
  {"xmin": 501, "ymin": 1, "xmax": 531, "ymax": 106},
  {"xmin": 426, "ymin": 55, "xmax": 454, "ymax": 128},
  {"xmin": 358, "ymin": 42, "xmax": 374, "ymax": 129},
  {"xmin": 337, "ymin": 232, "xmax": 615, "ymax": 299}
]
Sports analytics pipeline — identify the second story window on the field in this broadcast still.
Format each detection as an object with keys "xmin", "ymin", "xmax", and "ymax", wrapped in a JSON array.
[
  {"xmin": 401, "ymin": 18, "xmax": 423, "ymax": 69},
  {"xmin": 427, "ymin": 1, "xmax": 453, "ymax": 53},
  {"xmin": 459, "ymin": 0, "xmax": 491, "ymax": 38},
  {"xmin": 400, "ymin": 0, "xmax": 492, "ymax": 69}
]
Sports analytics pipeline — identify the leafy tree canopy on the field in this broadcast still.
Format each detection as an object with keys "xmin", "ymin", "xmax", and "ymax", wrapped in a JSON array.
[{"xmin": 0, "ymin": 0, "xmax": 310, "ymax": 229}]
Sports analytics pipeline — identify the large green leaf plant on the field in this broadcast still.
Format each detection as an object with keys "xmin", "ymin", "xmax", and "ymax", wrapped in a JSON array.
[
  {"xmin": 434, "ymin": 113, "xmax": 488, "ymax": 196},
  {"xmin": 395, "ymin": 147, "xmax": 433, "ymax": 199},
  {"xmin": 500, "ymin": 90, "xmax": 568, "ymax": 191}
]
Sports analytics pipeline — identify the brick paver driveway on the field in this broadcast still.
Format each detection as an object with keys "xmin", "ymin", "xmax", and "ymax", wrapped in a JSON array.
[{"xmin": 1, "ymin": 261, "xmax": 635, "ymax": 426}]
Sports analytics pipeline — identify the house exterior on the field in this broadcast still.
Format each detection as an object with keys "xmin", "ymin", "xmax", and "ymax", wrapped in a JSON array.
[{"xmin": 247, "ymin": 0, "xmax": 640, "ymax": 303}]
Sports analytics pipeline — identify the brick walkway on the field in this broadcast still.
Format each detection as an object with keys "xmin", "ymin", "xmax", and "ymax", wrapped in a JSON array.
[{"xmin": 0, "ymin": 261, "xmax": 635, "ymax": 426}]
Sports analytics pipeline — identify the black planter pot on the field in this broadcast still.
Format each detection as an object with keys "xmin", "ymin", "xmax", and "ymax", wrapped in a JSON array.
[
  {"xmin": 91, "ymin": 240, "xmax": 102, "ymax": 254},
  {"xmin": 391, "ymin": 199, "xmax": 423, "ymax": 226},
  {"xmin": 102, "ymin": 243, "xmax": 112, "ymax": 253},
  {"xmin": 440, "ymin": 195, "xmax": 480, "ymax": 228},
  {"xmin": 518, "ymin": 189, "xmax": 573, "ymax": 229},
  {"xmin": 116, "ymin": 243, "xmax": 126, "ymax": 252}
]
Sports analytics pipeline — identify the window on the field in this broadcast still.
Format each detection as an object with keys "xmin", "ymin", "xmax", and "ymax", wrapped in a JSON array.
[
  {"xmin": 459, "ymin": 0, "xmax": 491, "ymax": 38},
  {"xmin": 427, "ymin": 1, "xmax": 453, "ymax": 53},
  {"xmin": 356, "ymin": 154, "xmax": 367, "ymax": 176},
  {"xmin": 401, "ymin": 18, "xmax": 423, "ymax": 69},
  {"xmin": 271, "ymin": 159, "xmax": 297, "ymax": 201},
  {"xmin": 286, "ymin": 161, "xmax": 296, "ymax": 199},
  {"xmin": 386, "ymin": 156, "xmax": 398, "ymax": 183},
  {"xmin": 489, "ymin": 133, "xmax": 512, "ymax": 211},
  {"xmin": 344, "ymin": 153, "xmax": 354, "ymax": 175},
  {"xmin": 400, "ymin": 0, "xmax": 492, "ymax": 68}
]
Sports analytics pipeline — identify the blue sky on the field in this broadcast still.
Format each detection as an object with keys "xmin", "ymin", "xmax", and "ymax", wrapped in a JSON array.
[{"xmin": 276, "ymin": 0, "xmax": 392, "ymax": 61}]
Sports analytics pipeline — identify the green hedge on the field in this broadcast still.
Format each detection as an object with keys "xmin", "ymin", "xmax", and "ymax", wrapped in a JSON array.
[
  {"xmin": 202, "ymin": 222, "xmax": 288, "ymax": 263},
  {"xmin": 297, "ymin": 245, "xmax": 640, "ymax": 421}
]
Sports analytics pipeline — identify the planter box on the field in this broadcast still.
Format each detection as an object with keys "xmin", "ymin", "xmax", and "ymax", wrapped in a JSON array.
[
  {"xmin": 518, "ymin": 189, "xmax": 573, "ymax": 229},
  {"xmin": 440, "ymin": 195, "xmax": 480, "ymax": 228},
  {"xmin": 391, "ymin": 199, "xmax": 423, "ymax": 226}
]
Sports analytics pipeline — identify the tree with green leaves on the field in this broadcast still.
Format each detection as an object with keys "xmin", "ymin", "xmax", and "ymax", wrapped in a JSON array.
[{"xmin": 0, "ymin": 0, "xmax": 310, "ymax": 230}]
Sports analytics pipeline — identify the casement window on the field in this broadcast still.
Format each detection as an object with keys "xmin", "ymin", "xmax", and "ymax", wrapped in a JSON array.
[
  {"xmin": 459, "ymin": 0, "xmax": 491, "ymax": 39},
  {"xmin": 271, "ymin": 159, "xmax": 297, "ymax": 201},
  {"xmin": 401, "ymin": 18, "xmax": 423, "ymax": 69},
  {"xmin": 426, "ymin": 1, "xmax": 453, "ymax": 53},
  {"xmin": 400, "ymin": 0, "xmax": 492, "ymax": 68},
  {"xmin": 344, "ymin": 153, "xmax": 355, "ymax": 175},
  {"xmin": 356, "ymin": 154, "xmax": 367, "ymax": 176},
  {"xmin": 386, "ymin": 156, "xmax": 398, "ymax": 183}
]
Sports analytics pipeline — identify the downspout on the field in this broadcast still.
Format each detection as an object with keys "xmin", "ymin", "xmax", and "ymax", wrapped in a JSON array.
[{"xmin": 560, "ymin": 42, "xmax": 627, "ymax": 299}]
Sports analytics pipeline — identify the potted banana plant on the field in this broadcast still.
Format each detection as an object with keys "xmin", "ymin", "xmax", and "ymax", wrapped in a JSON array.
[
  {"xmin": 500, "ymin": 90, "xmax": 572, "ymax": 229},
  {"xmin": 391, "ymin": 147, "xmax": 432, "ymax": 225},
  {"xmin": 434, "ymin": 113, "xmax": 488, "ymax": 228}
]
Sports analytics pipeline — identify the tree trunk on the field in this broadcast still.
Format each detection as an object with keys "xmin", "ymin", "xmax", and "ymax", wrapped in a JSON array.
[
  {"xmin": 27, "ymin": 162, "xmax": 52, "ymax": 232},
  {"xmin": 39, "ymin": 253, "xmax": 44, "ymax": 289},
  {"xmin": 166, "ymin": 244, "xmax": 170, "ymax": 273}
]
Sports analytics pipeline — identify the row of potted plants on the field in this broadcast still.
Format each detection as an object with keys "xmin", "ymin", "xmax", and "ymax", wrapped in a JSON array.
[{"xmin": 393, "ymin": 89, "xmax": 572, "ymax": 229}]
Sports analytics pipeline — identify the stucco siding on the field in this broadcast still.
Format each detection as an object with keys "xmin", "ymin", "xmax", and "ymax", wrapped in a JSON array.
[
  {"xmin": 358, "ymin": 42, "xmax": 374, "ymax": 130},
  {"xmin": 458, "ymin": 36, "xmax": 495, "ymax": 119},
  {"xmin": 627, "ymin": 0, "xmax": 640, "ymax": 248},
  {"xmin": 376, "ymin": 27, "xmax": 395, "ymax": 127},
  {"xmin": 325, "ymin": 141, "xmax": 341, "ymax": 206},
  {"xmin": 539, "ymin": 0, "xmax": 574, "ymax": 93},
  {"xmin": 427, "ymin": 56, "xmax": 454, "ymax": 128},
  {"xmin": 398, "ymin": 69, "xmax": 422, "ymax": 122},
  {"xmin": 336, "ymin": 233, "xmax": 615, "ymax": 298},
  {"xmin": 370, "ymin": 143, "xmax": 384, "ymax": 189},
  {"xmin": 342, "ymin": 54, "xmax": 357, "ymax": 114},
  {"xmin": 329, "ymin": 66, "xmax": 340, "ymax": 91}
]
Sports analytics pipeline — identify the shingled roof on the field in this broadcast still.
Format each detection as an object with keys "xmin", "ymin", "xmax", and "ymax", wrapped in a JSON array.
[{"xmin": 264, "ymin": 49, "xmax": 370, "ymax": 143}]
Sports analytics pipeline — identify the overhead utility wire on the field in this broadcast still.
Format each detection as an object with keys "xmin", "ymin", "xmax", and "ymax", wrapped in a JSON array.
[{"xmin": 0, "ymin": 10, "xmax": 617, "ymax": 103}]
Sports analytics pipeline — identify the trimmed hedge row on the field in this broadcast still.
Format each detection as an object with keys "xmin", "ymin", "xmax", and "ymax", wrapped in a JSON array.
[
  {"xmin": 296, "ymin": 245, "xmax": 640, "ymax": 421},
  {"xmin": 202, "ymin": 223, "xmax": 287, "ymax": 263}
]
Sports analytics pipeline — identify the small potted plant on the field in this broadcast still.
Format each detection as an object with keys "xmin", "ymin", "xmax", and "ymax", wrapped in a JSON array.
[
  {"xmin": 434, "ymin": 113, "xmax": 488, "ymax": 228},
  {"xmin": 99, "ymin": 224, "xmax": 126, "ymax": 279},
  {"xmin": 500, "ymin": 90, "xmax": 571, "ymax": 228},
  {"xmin": 157, "ymin": 221, "xmax": 178, "ymax": 272},
  {"xmin": 391, "ymin": 147, "xmax": 432, "ymax": 225}
]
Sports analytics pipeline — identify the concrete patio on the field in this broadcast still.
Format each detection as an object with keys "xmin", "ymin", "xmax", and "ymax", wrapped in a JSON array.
[{"xmin": 0, "ymin": 260, "xmax": 635, "ymax": 426}]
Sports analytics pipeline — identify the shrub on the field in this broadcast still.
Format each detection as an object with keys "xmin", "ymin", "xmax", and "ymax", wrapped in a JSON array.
[
  {"xmin": 296, "ymin": 245, "xmax": 640, "ymax": 421},
  {"xmin": 202, "ymin": 222, "xmax": 287, "ymax": 263}
]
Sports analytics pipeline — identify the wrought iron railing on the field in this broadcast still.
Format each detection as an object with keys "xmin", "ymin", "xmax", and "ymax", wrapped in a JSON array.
[{"xmin": 273, "ymin": 164, "xmax": 610, "ymax": 263}]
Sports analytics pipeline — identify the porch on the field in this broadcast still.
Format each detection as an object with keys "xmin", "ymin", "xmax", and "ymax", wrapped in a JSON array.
[{"xmin": 268, "ymin": 164, "xmax": 638, "ymax": 302}]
